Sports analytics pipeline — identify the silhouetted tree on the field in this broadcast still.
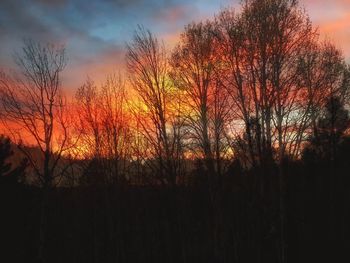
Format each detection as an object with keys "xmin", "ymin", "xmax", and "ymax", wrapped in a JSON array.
[
  {"xmin": 303, "ymin": 96, "xmax": 349, "ymax": 160},
  {"xmin": 0, "ymin": 39, "xmax": 73, "ymax": 263},
  {"xmin": 171, "ymin": 21, "xmax": 219, "ymax": 185},
  {"xmin": 127, "ymin": 26, "xmax": 184, "ymax": 186}
]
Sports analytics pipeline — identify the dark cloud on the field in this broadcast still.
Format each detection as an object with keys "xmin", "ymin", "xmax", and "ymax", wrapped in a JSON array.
[
  {"xmin": 0, "ymin": 0, "xmax": 348, "ymax": 93},
  {"xmin": 0, "ymin": 0, "xmax": 237, "ymax": 90},
  {"xmin": 33, "ymin": 0, "xmax": 68, "ymax": 7}
]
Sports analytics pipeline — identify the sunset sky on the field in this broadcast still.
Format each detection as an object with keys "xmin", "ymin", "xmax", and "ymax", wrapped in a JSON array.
[{"xmin": 1, "ymin": 0, "xmax": 350, "ymax": 94}]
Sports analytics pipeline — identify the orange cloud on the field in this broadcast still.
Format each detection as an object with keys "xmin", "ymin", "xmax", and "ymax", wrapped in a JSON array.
[
  {"xmin": 316, "ymin": 14, "xmax": 350, "ymax": 58},
  {"xmin": 305, "ymin": 0, "xmax": 350, "ymax": 58},
  {"xmin": 62, "ymin": 47, "xmax": 126, "ymax": 96}
]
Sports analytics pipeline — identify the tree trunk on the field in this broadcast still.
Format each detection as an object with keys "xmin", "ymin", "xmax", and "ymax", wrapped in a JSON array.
[{"xmin": 38, "ymin": 184, "xmax": 49, "ymax": 263}]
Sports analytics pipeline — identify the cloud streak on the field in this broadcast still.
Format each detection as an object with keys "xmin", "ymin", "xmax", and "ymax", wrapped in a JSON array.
[{"xmin": 0, "ymin": 0, "xmax": 349, "ymax": 92}]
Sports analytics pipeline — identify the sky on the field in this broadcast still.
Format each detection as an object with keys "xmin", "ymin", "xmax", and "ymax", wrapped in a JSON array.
[{"xmin": 0, "ymin": 0, "xmax": 350, "ymax": 94}]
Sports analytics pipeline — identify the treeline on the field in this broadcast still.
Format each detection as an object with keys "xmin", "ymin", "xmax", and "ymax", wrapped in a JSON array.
[
  {"xmin": 1, "ymin": 0, "xmax": 350, "ymax": 262},
  {"xmin": 74, "ymin": 0, "xmax": 350, "ymax": 188},
  {"xmin": 1, "ymin": 129, "xmax": 350, "ymax": 263}
]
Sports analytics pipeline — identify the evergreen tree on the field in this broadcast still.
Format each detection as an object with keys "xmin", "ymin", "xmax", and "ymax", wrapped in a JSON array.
[
  {"xmin": 303, "ymin": 96, "xmax": 350, "ymax": 160},
  {"xmin": 0, "ymin": 135, "xmax": 27, "ymax": 185}
]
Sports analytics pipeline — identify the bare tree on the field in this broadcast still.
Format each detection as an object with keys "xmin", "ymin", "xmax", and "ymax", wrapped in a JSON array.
[
  {"xmin": 75, "ymin": 74, "xmax": 131, "ymax": 185},
  {"xmin": 171, "ymin": 22, "xmax": 217, "ymax": 179},
  {"xmin": 126, "ymin": 26, "xmax": 184, "ymax": 187},
  {"xmin": 214, "ymin": 1, "xmax": 343, "ymax": 261},
  {"xmin": 75, "ymin": 78, "xmax": 103, "ymax": 161},
  {"xmin": 0, "ymin": 39, "xmax": 72, "ymax": 263},
  {"xmin": 100, "ymin": 74, "xmax": 131, "ymax": 184},
  {"xmin": 239, "ymin": 1, "xmax": 319, "ymax": 262},
  {"xmin": 294, "ymin": 42, "xmax": 348, "ymax": 155},
  {"xmin": 214, "ymin": 9, "xmax": 259, "ymax": 169}
]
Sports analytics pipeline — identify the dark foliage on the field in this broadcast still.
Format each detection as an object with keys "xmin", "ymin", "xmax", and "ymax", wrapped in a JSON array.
[{"xmin": 1, "ymin": 139, "xmax": 350, "ymax": 262}]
